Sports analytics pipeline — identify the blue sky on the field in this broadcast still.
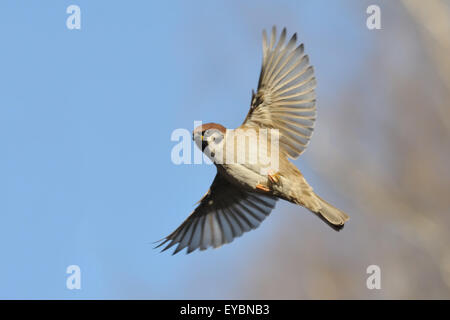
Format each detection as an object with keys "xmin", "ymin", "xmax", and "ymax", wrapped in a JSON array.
[{"xmin": 0, "ymin": 1, "xmax": 372, "ymax": 298}]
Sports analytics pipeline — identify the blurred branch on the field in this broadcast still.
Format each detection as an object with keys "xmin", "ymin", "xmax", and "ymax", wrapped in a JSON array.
[
  {"xmin": 402, "ymin": 0, "xmax": 450, "ymax": 133},
  {"xmin": 243, "ymin": 1, "xmax": 450, "ymax": 298}
]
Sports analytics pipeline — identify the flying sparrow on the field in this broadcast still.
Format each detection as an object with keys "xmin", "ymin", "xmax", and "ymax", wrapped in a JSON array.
[{"xmin": 157, "ymin": 27, "xmax": 349, "ymax": 254}]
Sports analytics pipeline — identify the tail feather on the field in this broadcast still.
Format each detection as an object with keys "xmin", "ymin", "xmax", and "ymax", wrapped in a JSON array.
[
  {"xmin": 313, "ymin": 195, "xmax": 349, "ymax": 231},
  {"xmin": 282, "ymin": 165, "xmax": 349, "ymax": 231}
]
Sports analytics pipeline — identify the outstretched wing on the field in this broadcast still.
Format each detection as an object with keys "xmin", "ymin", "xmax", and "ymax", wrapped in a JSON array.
[
  {"xmin": 242, "ymin": 26, "xmax": 317, "ymax": 159},
  {"xmin": 156, "ymin": 174, "xmax": 277, "ymax": 255}
]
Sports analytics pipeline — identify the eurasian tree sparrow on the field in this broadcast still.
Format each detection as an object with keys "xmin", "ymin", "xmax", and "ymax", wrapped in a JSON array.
[{"xmin": 157, "ymin": 27, "xmax": 349, "ymax": 254}]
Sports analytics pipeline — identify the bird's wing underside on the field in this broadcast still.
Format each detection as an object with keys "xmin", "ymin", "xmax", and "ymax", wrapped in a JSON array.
[
  {"xmin": 156, "ymin": 174, "xmax": 277, "ymax": 255},
  {"xmin": 242, "ymin": 26, "xmax": 317, "ymax": 159}
]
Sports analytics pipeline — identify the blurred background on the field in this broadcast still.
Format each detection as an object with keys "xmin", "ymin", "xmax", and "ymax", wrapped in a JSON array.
[{"xmin": 0, "ymin": 0, "xmax": 449, "ymax": 299}]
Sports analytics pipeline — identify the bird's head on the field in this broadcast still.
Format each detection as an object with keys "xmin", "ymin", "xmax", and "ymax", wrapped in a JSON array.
[{"xmin": 193, "ymin": 123, "xmax": 226, "ymax": 153}]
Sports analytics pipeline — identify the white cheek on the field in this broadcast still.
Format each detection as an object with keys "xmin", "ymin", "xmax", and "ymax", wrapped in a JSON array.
[{"xmin": 208, "ymin": 139, "xmax": 225, "ymax": 162}]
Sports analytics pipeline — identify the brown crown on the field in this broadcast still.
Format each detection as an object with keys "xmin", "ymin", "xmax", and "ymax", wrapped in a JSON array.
[{"xmin": 193, "ymin": 122, "xmax": 227, "ymax": 134}]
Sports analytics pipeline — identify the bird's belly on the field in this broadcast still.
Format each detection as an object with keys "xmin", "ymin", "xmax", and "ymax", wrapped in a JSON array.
[
  {"xmin": 218, "ymin": 163, "xmax": 264, "ymax": 191},
  {"xmin": 217, "ymin": 162, "xmax": 297, "ymax": 201}
]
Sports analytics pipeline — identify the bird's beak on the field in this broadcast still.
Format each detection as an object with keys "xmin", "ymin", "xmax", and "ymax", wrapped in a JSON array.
[
  {"xmin": 192, "ymin": 132, "xmax": 204, "ymax": 141},
  {"xmin": 198, "ymin": 134, "xmax": 208, "ymax": 151},
  {"xmin": 193, "ymin": 132, "xmax": 207, "ymax": 151}
]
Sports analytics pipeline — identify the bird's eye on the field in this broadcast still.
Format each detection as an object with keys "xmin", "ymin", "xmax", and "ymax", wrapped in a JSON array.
[{"xmin": 214, "ymin": 134, "xmax": 223, "ymax": 144}]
